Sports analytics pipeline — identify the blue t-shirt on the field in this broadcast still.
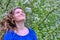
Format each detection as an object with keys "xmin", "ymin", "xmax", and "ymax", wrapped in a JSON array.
[{"xmin": 4, "ymin": 28, "xmax": 37, "ymax": 40}]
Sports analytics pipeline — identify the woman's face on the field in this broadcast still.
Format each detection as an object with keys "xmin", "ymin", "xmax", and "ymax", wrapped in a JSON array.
[{"xmin": 13, "ymin": 8, "xmax": 26, "ymax": 22}]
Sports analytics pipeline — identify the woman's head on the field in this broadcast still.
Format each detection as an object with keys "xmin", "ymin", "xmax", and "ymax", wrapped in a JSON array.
[
  {"xmin": 9, "ymin": 7, "xmax": 26, "ymax": 22},
  {"xmin": 0, "ymin": 7, "xmax": 26, "ymax": 30}
]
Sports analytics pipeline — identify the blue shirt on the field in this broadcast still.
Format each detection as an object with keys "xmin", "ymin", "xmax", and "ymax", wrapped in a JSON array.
[{"xmin": 4, "ymin": 28, "xmax": 37, "ymax": 40}]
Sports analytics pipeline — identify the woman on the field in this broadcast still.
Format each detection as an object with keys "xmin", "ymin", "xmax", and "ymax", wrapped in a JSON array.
[{"xmin": 0, "ymin": 7, "xmax": 37, "ymax": 40}]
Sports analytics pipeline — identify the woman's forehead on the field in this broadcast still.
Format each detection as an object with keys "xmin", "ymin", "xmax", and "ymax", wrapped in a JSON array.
[{"xmin": 14, "ymin": 9, "xmax": 23, "ymax": 12}]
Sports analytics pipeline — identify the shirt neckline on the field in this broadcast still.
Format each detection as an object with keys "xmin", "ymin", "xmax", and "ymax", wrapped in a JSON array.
[{"xmin": 12, "ymin": 28, "xmax": 30, "ymax": 37}]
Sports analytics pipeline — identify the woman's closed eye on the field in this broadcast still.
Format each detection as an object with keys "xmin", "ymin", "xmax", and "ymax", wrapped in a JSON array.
[{"xmin": 16, "ymin": 11, "xmax": 20, "ymax": 14}]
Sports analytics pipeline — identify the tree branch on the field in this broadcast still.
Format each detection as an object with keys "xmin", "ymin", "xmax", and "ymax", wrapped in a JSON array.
[
  {"xmin": 0, "ymin": 0, "xmax": 11, "ymax": 9},
  {"xmin": 6, "ymin": 0, "xmax": 11, "ymax": 8},
  {"xmin": 39, "ymin": 4, "xmax": 60, "ymax": 26},
  {"xmin": 37, "ymin": 4, "xmax": 60, "ymax": 30},
  {"xmin": 2, "ymin": 0, "xmax": 11, "ymax": 13},
  {"xmin": 0, "ymin": 0, "xmax": 4, "ymax": 9}
]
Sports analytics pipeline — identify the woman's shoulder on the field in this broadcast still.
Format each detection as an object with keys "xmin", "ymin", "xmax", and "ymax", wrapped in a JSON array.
[
  {"xmin": 4, "ymin": 30, "xmax": 14, "ymax": 40},
  {"xmin": 4, "ymin": 30, "xmax": 14, "ymax": 38},
  {"xmin": 4, "ymin": 30, "xmax": 14, "ymax": 35},
  {"xmin": 28, "ymin": 28, "xmax": 36, "ymax": 34},
  {"xmin": 28, "ymin": 28, "xmax": 38, "ymax": 40}
]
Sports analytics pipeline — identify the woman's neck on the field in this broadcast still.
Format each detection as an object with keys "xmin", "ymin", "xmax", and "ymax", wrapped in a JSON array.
[
  {"xmin": 15, "ymin": 21, "xmax": 26, "ymax": 31},
  {"xmin": 13, "ymin": 21, "xmax": 29, "ymax": 36}
]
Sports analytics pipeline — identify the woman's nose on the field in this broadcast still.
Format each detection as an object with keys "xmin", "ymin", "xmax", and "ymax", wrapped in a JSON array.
[
  {"xmin": 20, "ymin": 13, "xmax": 24, "ymax": 16},
  {"xmin": 20, "ymin": 13, "xmax": 23, "ymax": 15}
]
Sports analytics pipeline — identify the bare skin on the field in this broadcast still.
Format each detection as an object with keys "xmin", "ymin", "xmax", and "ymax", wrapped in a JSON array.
[{"xmin": 12, "ymin": 9, "xmax": 29, "ymax": 36}]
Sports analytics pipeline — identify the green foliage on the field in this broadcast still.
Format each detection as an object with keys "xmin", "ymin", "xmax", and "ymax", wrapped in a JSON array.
[{"xmin": 0, "ymin": 0, "xmax": 60, "ymax": 40}]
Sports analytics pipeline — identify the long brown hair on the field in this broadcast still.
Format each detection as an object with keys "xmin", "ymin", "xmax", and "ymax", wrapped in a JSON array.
[{"xmin": 0, "ymin": 7, "xmax": 24, "ymax": 40}]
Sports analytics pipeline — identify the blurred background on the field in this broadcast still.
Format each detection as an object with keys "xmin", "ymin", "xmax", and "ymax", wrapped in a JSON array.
[{"xmin": 0, "ymin": 0, "xmax": 60, "ymax": 40}]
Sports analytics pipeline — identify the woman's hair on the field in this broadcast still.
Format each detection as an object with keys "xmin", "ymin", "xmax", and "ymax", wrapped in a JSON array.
[{"xmin": 0, "ymin": 7, "xmax": 23, "ymax": 40}]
